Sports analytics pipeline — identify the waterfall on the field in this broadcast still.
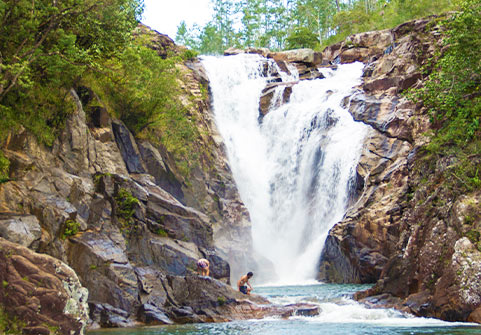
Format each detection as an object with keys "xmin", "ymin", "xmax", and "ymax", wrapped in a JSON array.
[{"xmin": 202, "ymin": 54, "xmax": 367, "ymax": 284}]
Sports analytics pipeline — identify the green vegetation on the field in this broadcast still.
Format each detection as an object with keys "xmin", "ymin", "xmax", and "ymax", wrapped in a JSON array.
[
  {"xmin": 407, "ymin": 0, "xmax": 481, "ymax": 193},
  {"xmin": 62, "ymin": 219, "xmax": 80, "ymax": 238},
  {"xmin": 0, "ymin": 151, "xmax": 9, "ymax": 183},
  {"xmin": 0, "ymin": 0, "xmax": 203, "ymax": 180},
  {"xmin": 0, "ymin": 306, "xmax": 24, "ymax": 335},
  {"xmin": 155, "ymin": 228, "xmax": 168, "ymax": 237},
  {"xmin": 114, "ymin": 188, "xmax": 140, "ymax": 234},
  {"xmin": 176, "ymin": 0, "xmax": 458, "ymax": 54},
  {"xmin": 92, "ymin": 42, "xmax": 200, "ymax": 175},
  {"xmin": 465, "ymin": 229, "xmax": 480, "ymax": 244},
  {"xmin": 0, "ymin": 0, "xmax": 143, "ymax": 145},
  {"xmin": 217, "ymin": 296, "xmax": 226, "ymax": 306}
]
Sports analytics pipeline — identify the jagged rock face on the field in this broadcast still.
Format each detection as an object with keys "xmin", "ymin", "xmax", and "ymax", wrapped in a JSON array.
[
  {"xmin": 318, "ymin": 17, "xmax": 441, "ymax": 284},
  {"xmin": 0, "ymin": 54, "xmax": 240, "ymax": 328},
  {"xmin": 134, "ymin": 24, "xmax": 180, "ymax": 59},
  {"xmin": 181, "ymin": 60, "xmax": 256, "ymax": 283},
  {"xmin": 316, "ymin": 15, "xmax": 481, "ymax": 323},
  {"xmin": 0, "ymin": 238, "xmax": 89, "ymax": 335}
]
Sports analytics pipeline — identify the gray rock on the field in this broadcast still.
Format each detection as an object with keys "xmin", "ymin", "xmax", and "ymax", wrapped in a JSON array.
[
  {"xmin": 138, "ymin": 304, "xmax": 173, "ymax": 324},
  {"xmin": 0, "ymin": 213, "xmax": 41, "ymax": 248},
  {"xmin": 138, "ymin": 141, "xmax": 184, "ymax": 202},
  {"xmin": 111, "ymin": 120, "xmax": 146, "ymax": 174}
]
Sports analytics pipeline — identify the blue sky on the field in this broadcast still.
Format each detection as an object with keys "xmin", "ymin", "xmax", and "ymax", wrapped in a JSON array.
[{"xmin": 142, "ymin": 0, "xmax": 213, "ymax": 40}]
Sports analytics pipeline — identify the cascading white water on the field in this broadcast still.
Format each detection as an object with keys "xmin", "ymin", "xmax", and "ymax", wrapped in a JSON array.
[{"xmin": 202, "ymin": 54, "xmax": 367, "ymax": 284}]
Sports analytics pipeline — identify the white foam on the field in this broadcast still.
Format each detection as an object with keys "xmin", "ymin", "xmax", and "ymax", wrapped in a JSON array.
[{"xmin": 202, "ymin": 55, "xmax": 367, "ymax": 284}]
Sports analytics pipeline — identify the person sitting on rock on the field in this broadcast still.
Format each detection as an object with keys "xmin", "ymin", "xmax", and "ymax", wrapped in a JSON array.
[
  {"xmin": 196, "ymin": 258, "xmax": 210, "ymax": 276},
  {"xmin": 237, "ymin": 272, "xmax": 253, "ymax": 295}
]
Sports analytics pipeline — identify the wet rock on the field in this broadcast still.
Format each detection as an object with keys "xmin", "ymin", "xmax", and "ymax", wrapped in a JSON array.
[
  {"xmin": 468, "ymin": 307, "xmax": 481, "ymax": 323},
  {"xmin": 111, "ymin": 120, "xmax": 146, "ymax": 174},
  {"xmin": 138, "ymin": 303, "xmax": 173, "ymax": 324},
  {"xmin": 287, "ymin": 303, "xmax": 320, "ymax": 317},
  {"xmin": 318, "ymin": 17, "xmax": 450, "ymax": 314},
  {"xmin": 259, "ymin": 83, "xmax": 295, "ymax": 116},
  {"xmin": 67, "ymin": 232, "xmax": 140, "ymax": 314},
  {"xmin": 161, "ymin": 275, "xmax": 319, "ymax": 323},
  {"xmin": 89, "ymin": 302, "xmax": 138, "ymax": 328},
  {"xmin": 138, "ymin": 141, "xmax": 184, "ymax": 203}
]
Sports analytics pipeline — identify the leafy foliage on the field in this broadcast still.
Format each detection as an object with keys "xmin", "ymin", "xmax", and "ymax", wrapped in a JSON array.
[
  {"xmin": 408, "ymin": 0, "xmax": 481, "ymax": 192},
  {"xmin": 286, "ymin": 27, "xmax": 320, "ymax": 49},
  {"xmin": 62, "ymin": 219, "xmax": 80, "ymax": 238},
  {"xmin": 176, "ymin": 0, "xmax": 457, "ymax": 54},
  {"xmin": 0, "ymin": 306, "xmax": 24, "ymax": 335},
  {"xmin": 91, "ymin": 41, "xmax": 201, "ymax": 174},
  {"xmin": 0, "ymin": 0, "xmax": 143, "ymax": 145},
  {"xmin": 114, "ymin": 187, "xmax": 140, "ymax": 224},
  {"xmin": 0, "ymin": 150, "xmax": 9, "ymax": 182}
]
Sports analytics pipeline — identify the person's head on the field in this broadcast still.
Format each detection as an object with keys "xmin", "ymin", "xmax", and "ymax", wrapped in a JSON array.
[{"xmin": 247, "ymin": 272, "xmax": 253, "ymax": 278}]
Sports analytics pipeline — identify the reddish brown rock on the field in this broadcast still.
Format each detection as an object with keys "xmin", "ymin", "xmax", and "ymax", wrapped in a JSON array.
[
  {"xmin": 0, "ymin": 238, "xmax": 89, "ymax": 334},
  {"xmin": 468, "ymin": 307, "xmax": 481, "ymax": 323},
  {"xmin": 316, "ymin": 14, "xmax": 481, "ymax": 325}
]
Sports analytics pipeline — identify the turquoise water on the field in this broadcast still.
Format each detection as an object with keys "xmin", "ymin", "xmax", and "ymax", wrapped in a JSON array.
[{"xmin": 88, "ymin": 284, "xmax": 481, "ymax": 335}]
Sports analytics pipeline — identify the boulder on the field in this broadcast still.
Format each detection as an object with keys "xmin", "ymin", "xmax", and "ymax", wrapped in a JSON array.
[
  {"xmin": 0, "ymin": 238, "xmax": 89, "ymax": 334},
  {"xmin": 89, "ymin": 302, "xmax": 139, "ymax": 328},
  {"xmin": 259, "ymin": 82, "xmax": 295, "ymax": 116},
  {"xmin": 0, "ymin": 213, "xmax": 41, "ymax": 248},
  {"xmin": 468, "ymin": 307, "xmax": 481, "ymax": 324},
  {"xmin": 67, "ymin": 232, "xmax": 140, "ymax": 315},
  {"xmin": 137, "ymin": 303, "xmax": 173, "ymax": 325},
  {"xmin": 224, "ymin": 47, "xmax": 245, "ymax": 56},
  {"xmin": 161, "ymin": 275, "xmax": 319, "ymax": 323},
  {"xmin": 269, "ymin": 49, "xmax": 322, "ymax": 65}
]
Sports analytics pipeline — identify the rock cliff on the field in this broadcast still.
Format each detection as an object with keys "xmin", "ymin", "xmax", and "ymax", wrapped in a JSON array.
[
  {"xmin": 0, "ymin": 25, "xmax": 256, "ymax": 331},
  {"xmin": 315, "ymin": 15, "xmax": 481, "ymax": 323},
  {"xmin": 1, "ymin": 14, "xmax": 479, "ymax": 330}
]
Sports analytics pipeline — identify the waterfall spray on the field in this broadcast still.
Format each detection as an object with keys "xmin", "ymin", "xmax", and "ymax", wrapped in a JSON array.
[{"xmin": 202, "ymin": 54, "xmax": 367, "ymax": 284}]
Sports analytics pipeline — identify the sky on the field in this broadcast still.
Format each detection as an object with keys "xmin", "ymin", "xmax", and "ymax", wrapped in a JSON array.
[{"xmin": 142, "ymin": 0, "xmax": 213, "ymax": 40}]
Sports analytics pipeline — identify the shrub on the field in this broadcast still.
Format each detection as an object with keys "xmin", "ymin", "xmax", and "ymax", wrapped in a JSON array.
[
  {"xmin": 217, "ymin": 296, "xmax": 226, "ymax": 306},
  {"xmin": 0, "ymin": 306, "xmax": 24, "ymax": 335},
  {"xmin": 155, "ymin": 228, "xmax": 168, "ymax": 237},
  {"xmin": 407, "ymin": 0, "xmax": 481, "ymax": 193},
  {"xmin": 114, "ymin": 188, "xmax": 140, "ymax": 236},
  {"xmin": 63, "ymin": 220, "xmax": 80, "ymax": 238},
  {"xmin": 0, "ymin": 151, "xmax": 10, "ymax": 183}
]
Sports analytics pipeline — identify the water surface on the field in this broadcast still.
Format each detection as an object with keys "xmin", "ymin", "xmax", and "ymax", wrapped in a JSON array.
[{"xmin": 88, "ymin": 284, "xmax": 481, "ymax": 335}]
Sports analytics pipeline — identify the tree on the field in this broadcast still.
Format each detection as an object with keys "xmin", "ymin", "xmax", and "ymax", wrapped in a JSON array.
[
  {"xmin": 286, "ymin": 26, "xmax": 320, "ymax": 49},
  {"xmin": 240, "ymin": 0, "xmax": 264, "ymax": 47},
  {"xmin": 293, "ymin": 0, "xmax": 336, "ymax": 45},
  {"xmin": 407, "ymin": 0, "xmax": 481, "ymax": 190},
  {"xmin": 0, "ymin": 0, "xmax": 143, "ymax": 144}
]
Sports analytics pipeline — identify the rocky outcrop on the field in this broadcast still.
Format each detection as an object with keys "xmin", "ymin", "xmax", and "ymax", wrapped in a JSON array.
[
  {"xmin": 0, "ymin": 238, "xmax": 89, "ymax": 335},
  {"xmin": 314, "ymin": 14, "xmax": 481, "ymax": 323},
  {"xmin": 318, "ymin": 16, "xmax": 442, "ymax": 284},
  {"xmin": 224, "ymin": 47, "xmax": 325, "ymax": 117},
  {"xmin": 0, "ymin": 27, "xmax": 255, "ymax": 329}
]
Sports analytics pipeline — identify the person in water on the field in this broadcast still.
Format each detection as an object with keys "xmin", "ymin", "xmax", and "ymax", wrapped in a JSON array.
[
  {"xmin": 237, "ymin": 272, "xmax": 253, "ymax": 295},
  {"xmin": 196, "ymin": 258, "xmax": 210, "ymax": 276}
]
